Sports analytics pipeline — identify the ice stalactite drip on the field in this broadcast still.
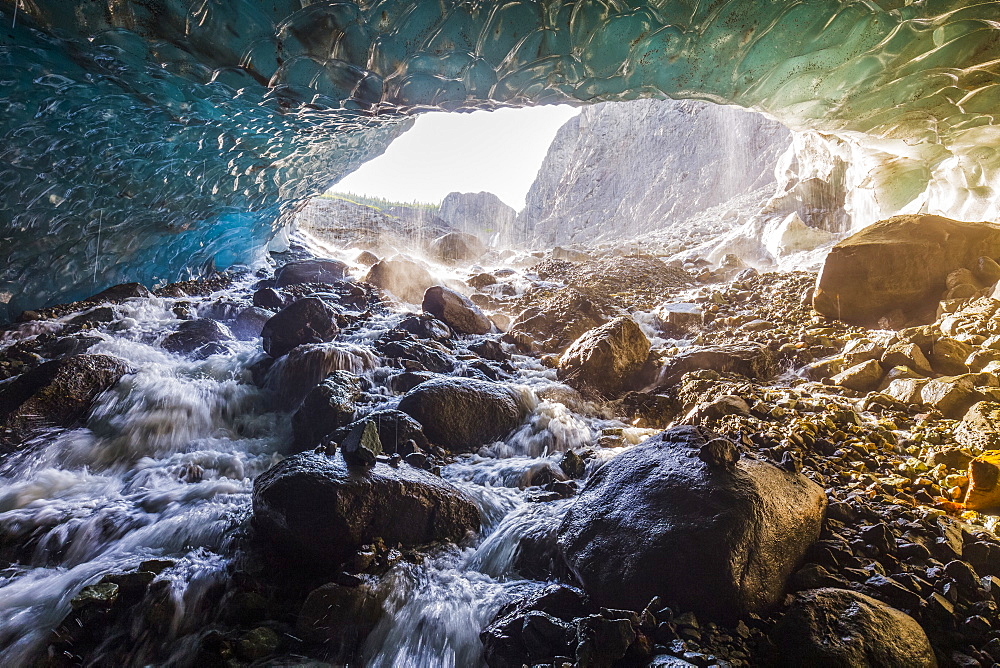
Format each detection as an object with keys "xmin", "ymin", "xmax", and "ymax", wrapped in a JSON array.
[{"xmin": 2, "ymin": 0, "xmax": 1000, "ymax": 318}]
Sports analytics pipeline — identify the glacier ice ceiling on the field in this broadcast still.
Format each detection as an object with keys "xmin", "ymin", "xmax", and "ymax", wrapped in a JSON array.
[{"xmin": 2, "ymin": 0, "xmax": 1000, "ymax": 320}]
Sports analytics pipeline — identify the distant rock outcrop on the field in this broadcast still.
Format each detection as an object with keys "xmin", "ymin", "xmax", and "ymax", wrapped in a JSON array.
[
  {"xmin": 439, "ymin": 192, "xmax": 517, "ymax": 245},
  {"xmin": 519, "ymin": 100, "xmax": 791, "ymax": 247}
]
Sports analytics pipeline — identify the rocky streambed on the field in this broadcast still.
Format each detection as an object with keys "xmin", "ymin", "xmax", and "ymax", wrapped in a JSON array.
[{"xmin": 0, "ymin": 229, "xmax": 999, "ymax": 667}]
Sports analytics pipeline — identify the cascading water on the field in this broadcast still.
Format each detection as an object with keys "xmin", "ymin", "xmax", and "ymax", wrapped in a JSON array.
[{"xmin": 0, "ymin": 268, "xmax": 615, "ymax": 666}]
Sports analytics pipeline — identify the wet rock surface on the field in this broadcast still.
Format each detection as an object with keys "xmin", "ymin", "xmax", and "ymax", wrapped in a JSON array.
[
  {"xmin": 397, "ymin": 376, "xmax": 526, "ymax": 452},
  {"xmin": 557, "ymin": 317, "xmax": 650, "ymax": 396},
  {"xmin": 0, "ymin": 354, "xmax": 132, "ymax": 450},
  {"xmin": 261, "ymin": 297, "xmax": 339, "ymax": 358},
  {"xmin": 558, "ymin": 426, "xmax": 827, "ymax": 619},
  {"xmin": 272, "ymin": 259, "xmax": 351, "ymax": 287},
  {"xmin": 422, "ymin": 285, "xmax": 492, "ymax": 335},
  {"xmin": 770, "ymin": 588, "xmax": 937, "ymax": 667},
  {"xmin": 365, "ymin": 256, "xmax": 436, "ymax": 303},
  {"xmin": 252, "ymin": 452, "xmax": 480, "ymax": 568},
  {"xmin": 6, "ymin": 244, "xmax": 1000, "ymax": 668}
]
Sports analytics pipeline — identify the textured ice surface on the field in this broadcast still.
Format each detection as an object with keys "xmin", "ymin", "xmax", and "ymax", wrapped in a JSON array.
[{"xmin": 2, "ymin": 0, "xmax": 1000, "ymax": 319}]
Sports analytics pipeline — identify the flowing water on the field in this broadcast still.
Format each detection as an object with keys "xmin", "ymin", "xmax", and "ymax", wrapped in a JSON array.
[{"xmin": 0, "ymin": 272, "xmax": 637, "ymax": 667}]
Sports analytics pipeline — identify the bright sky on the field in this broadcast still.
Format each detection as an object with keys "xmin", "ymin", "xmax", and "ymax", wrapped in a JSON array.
[{"xmin": 332, "ymin": 105, "xmax": 580, "ymax": 211}]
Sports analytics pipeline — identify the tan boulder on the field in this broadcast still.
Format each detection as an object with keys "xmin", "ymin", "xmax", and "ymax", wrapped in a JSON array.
[
  {"xmin": 955, "ymin": 401, "xmax": 1000, "ymax": 452},
  {"xmin": 886, "ymin": 378, "xmax": 928, "ymax": 404},
  {"xmin": 920, "ymin": 374, "xmax": 993, "ymax": 418},
  {"xmin": 930, "ymin": 337, "xmax": 973, "ymax": 375},
  {"xmin": 830, "ymin": 360, "xmax": 884, "ymax": 393},
  {"xmin": 964, "ymin": 452, "xmax": 1000, "ymax": 511},
  {"xmin": 814, "ymin": 215, "xmax": 1000, "ymax": 326},
  {"xmin": 881, "ymin": 342, "xmax": 933, "ymax": 376},
  {"xmin": 365, "ymin": 256, "xmax": 435, "ymax": 304}
]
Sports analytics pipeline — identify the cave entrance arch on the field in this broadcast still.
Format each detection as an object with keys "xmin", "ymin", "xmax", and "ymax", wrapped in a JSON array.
[{"xmin": 2, "ymin": 0, "xmax": 999, "ymax": 320}]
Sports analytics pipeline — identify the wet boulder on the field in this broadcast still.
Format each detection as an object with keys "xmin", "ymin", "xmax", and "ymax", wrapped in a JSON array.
[
  {"xmin": 468, "ymin": 273, "xmax": 497, "ymax": 290},
  {"xmin": 252, "ymin": 288, "xmax": 285, "ymax": 310},
  {"xmin": 365, "ymin": 256, "xmax": 436, "ymax": 304},
  {"xmin": 291, "ymin": 371, "xmax": 362, "ymax": 450},
  {"xmin": 397, "ymin": 377, "xmax": 526, "ymax": 452},
  {"xmin": 297, "ymin": 581, "xmax": 383, "ymax": 649},
  {"xmin": 397, "ymin": 313, "xmax": 452, "ymax": 341},
  {"xmin": 468, "ymin": 338, "xmax": 510, "ymax": 362},
  {"xmin": 830, "ymin": 359, "xmax": 884, "ymax": 393},
  {"xmin": 505, "ymin": 290, "xmax": 606, "ymax": 354},
  {"xmin": 252, "ymin": 452, "xmax": 480, "ymax": 567},
  {"xmin": 0, "ymin": 354, "xmax": 132, "ymax": 449},
  {"xmin": 481, "ymin": 584, "xmax": 592, "ymax": 668},
  {"xmin": 881, "ymin": 342, "xmax": 933, "ymax": 376},
  {"xmin": 557, "ymin": 317, "xmax": 650, "ymax": 396},
  {"xmin": 657, "ymin": 343, "xmax": 775, "ymax": 387},
  {"xmin": 557, "ymin": 426, "xmax": 826, "ymax": 620},
  {"xmin": 422, "ymin": 286, "xmax": 491, "ymax": 335},
  {"xmin": 813, "ymin": 214, "xmax": 1000, "ymax": 326},
  {"xmin": 230, "ymin": 307, "xmax": 273, "ymax": 340},
  {"xmin": 920, "ymin": 373, "xmax": 990, "ymax": 418},
  {"xmin": 770, "ymin": 588, "xmax": 937, "ymax": 667},
  {"xmin": 85, "ymin": 282, "xmax": 151, "ymax": 303},
  {"xmin": 162, "ymin": 319, "xmax": 234, "ymax": 358},
  {"xmin": 929, "ymin": 337, "xmax": 973, "ymax": 376},
  {"xmin": 335, "ymin": 409, "xmax": 429, "ymax": 455},
  {"xmin": 340, "ymin": 420, "xmax": 382, "ymax": 466},
  {"xmin": 273, "ymin": 259, "xmax": 350, "ymax": 287},
  {"xmin": 261, "ymin": 298, "xmax": 339, "ymax": 358},
  {"xmin": 429, "ymin": 232, "xmax": 487, "ymax": 263},
  {"xmin": 376, "ymin": 337, "xmax": 456, "ymax": 373}
]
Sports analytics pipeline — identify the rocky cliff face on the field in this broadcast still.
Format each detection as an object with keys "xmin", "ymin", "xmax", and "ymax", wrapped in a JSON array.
[
  {"xmin": 519, "ymin": 99, "xmax": 792, "ymax": 247},
  {"xmin": 438, "ymin": 192, "xmax": 517, "ymax": 246}
]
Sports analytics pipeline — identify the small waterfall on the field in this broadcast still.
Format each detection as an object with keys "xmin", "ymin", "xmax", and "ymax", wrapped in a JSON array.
[{"xmin": 0, "ymin": 280, "xmax": 628, "ymax": 667}]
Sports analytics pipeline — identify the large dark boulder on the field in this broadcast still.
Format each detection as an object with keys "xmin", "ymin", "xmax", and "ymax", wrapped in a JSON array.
[
  {"xmin": 814, "ymin": 214, "xmax": 1000, "ymax": 326},
  {"xmin": 364, "ymin": 256, "xmax": 436, "ymax": 304},
  {"xmin": 770, "ymin": 588, "xmax": 937, "ymax": 667},
  {"xmin": 252, "ymin": 452, "xmax": 480, "ymax": 567},
  {"xmin": 261, "ymin": 298, "xmax": 339, "ymax": 358},
  {"xmin": 557, "ymin": 317, "xmax": 650, "ymax": 395},
  {"xmin": 397, "ymin": 377, "xmax": 526, "ymax": 452},
  {"xmin": 0, "ymin": 354, "xmax": 132, "ymax": 449},
  {"xmin": 429, "ymin": 232, "xmax": 487, "ymax": 263},
  {"xmin": 657, "ymin": 343, "xmax": 776, "ymax": 387},
  {"xmin": 422, "ymin": 286, "xmax": 491, "ymax": 335},
  {"xmin": 290, "ymin": 371, "xmax": 362, "ymax": 450},
  {"xmin": 162, "ymin": 319, "xmax": 234, "ymax": 358},
  {"xmin": 273, "ymin": 259, "xmax": 350, "ymax": 287},
  {"xmin": 557, "ymin": 426, "xmax": 826, "ymax": 621}
]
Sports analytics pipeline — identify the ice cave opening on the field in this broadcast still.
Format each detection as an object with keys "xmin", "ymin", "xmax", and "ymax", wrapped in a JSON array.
[{"xmin": 3, "ymin": 0, "xmax": 1000, "ymax": 321}]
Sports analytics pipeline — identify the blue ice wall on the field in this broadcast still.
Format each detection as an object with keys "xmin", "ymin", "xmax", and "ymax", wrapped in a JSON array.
[{"xmin": 2, "ymin": 0, "xmax": 999, "ymax": 320}]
